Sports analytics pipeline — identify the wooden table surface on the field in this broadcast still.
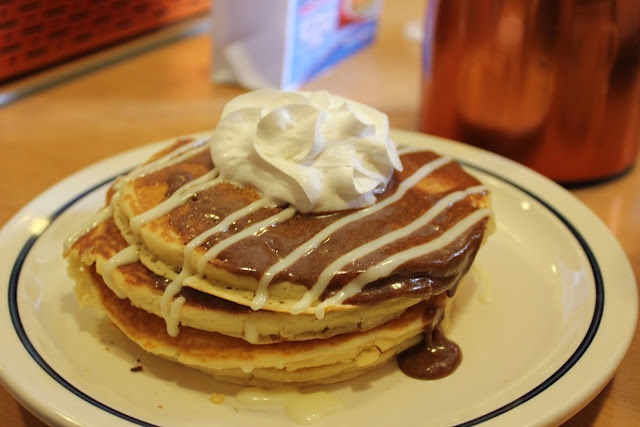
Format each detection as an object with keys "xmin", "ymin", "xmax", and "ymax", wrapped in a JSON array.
[{"xmin": 1, "ymin": 1, "xmax": 638, "ymax": 426}]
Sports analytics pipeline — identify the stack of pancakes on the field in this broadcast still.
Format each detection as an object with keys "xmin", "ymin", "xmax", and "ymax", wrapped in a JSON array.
[{"xmin": 64, "ymin": 135, "xmax": 492, "ymax": 387}]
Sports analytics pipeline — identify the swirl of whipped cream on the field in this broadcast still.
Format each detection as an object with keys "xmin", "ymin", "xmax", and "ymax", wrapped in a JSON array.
[{"xmin": 210, "ymin": 89, "xmax": 403, "ymax": 212}]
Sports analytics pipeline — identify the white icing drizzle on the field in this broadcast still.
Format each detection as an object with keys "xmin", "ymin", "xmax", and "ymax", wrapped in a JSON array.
[
  {"xmin": 197, "ymin": 206, "xmax": 297, "ymax": 268},
  {"xmin": 102, "ymin": 244, "xmax": 139, "ymax": 298},
  {"xmin": 250, "ymin": 155, "xmax": 453, "ymax": 311},
  {"xmin": 190, "ymin": 197, "xmax": 279, "ymax": 270},
  {"xmin": 291, "ymin": 184, "xmax": 488, "ymax": 316},
  {"xmin": 160, "ymin": 197, "xmax": 291, "ymax": 337},
  {"xmin": 244, "ymin": 320, "xmax": 259, "ymax": 343},
  {"xmin": 169, "ymin": 294, "xmax": 186, "ymax": 335},
  {"xmin": 129, "ymin": 170, "xmax": 219, "ymax": 234},
  {"xmin": 160, "ymin": 270, "xmax": 188, "ymax": 336},
  {"xmin": 313, "ymin": 207, "xmax": 492, "ymax": 319},
  {"xmin": 63, "ymin": 204, "xmax": 113, "ymax": 252}
]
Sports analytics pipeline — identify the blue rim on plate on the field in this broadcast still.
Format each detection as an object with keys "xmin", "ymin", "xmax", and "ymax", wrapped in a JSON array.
[{"xmin": 5, "ymin": 158, "xmax": 604, "ymax": 427}]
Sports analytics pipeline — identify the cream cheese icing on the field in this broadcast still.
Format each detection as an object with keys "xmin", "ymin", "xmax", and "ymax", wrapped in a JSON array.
[{"xmin": 209, "ymin": 89, "xmax": 403, "ymax": 213}]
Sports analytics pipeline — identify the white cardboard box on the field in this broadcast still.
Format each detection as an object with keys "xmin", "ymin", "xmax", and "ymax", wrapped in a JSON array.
[{"xmin": 212, "ymin": 0, "xmax": 382, "ymax": 90}]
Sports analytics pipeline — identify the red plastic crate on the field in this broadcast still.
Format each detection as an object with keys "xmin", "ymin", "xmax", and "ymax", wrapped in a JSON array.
[{"xmin": 0, "ymin": 0, "xmax": 209, "ymax": 82}]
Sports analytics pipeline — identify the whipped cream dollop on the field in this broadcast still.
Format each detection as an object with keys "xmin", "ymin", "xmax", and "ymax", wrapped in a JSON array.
[{"xmin": 210, "ymin": 89, "xmax": 403, "ymax": 212}]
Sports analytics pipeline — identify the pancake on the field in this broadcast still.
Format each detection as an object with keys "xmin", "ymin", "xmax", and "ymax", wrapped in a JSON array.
[
  {"xmin": 72, "ymin": 260, "xmax": 444, "ymax": 386},
  {"xmin": 66, "ymin": 212, "xmax": 425, "ymax": 344},
  {"xmin": 63, "ymin": 89, "xmax": 493, "ymax": 386}
]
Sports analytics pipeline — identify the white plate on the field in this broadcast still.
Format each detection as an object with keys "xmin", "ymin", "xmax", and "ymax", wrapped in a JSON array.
[{"xmin": 0, "ymin": 130, "xmax": 637, "ymax": 427}]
